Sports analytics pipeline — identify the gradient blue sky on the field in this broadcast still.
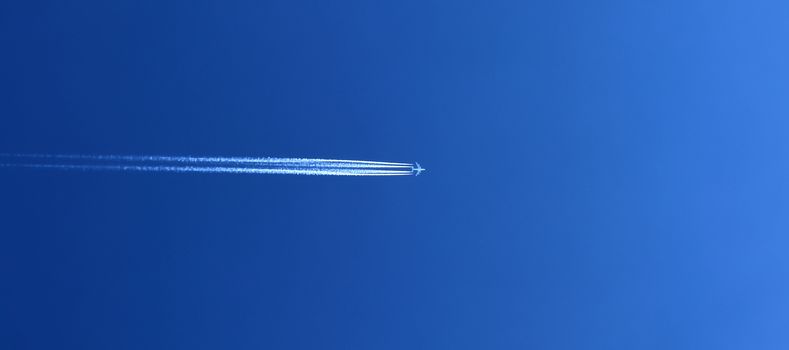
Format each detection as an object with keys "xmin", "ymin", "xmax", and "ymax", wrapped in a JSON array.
[{"xmin": 2, "ymin": 0, "xmax": 789, "ymax": 349}]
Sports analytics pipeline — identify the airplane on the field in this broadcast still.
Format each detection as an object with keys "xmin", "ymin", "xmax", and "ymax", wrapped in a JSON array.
[{"xmin": 412, "ymin": 162, "xmax": 425, "ymax": 176}]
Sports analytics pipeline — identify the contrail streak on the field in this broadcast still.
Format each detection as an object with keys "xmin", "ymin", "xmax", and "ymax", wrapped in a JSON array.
[
  {"xmin": 0, "ymin": 154, "xmax": 422, "ymax": 177},
  {"xmin": 0, "ymin": 154, "xmax": 412, "ymax": 168},
  {"xmin": 0, "ymin": 164, "xmax": 412, "ymax": 176}
]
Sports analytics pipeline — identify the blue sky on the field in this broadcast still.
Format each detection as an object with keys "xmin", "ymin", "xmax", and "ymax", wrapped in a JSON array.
[{"xmin": 1, "ymin": 0, "xmax": 789, "ymax": 349}]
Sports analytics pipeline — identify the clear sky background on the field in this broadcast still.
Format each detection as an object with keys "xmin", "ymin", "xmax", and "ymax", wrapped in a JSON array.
[{"xmin": 1, "ymin": 0, "xmax": 789, "ymax": 349}]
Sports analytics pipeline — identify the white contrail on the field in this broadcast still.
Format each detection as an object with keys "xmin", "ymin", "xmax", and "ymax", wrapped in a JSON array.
[
  {"xmin": 0, "ymin": 163, "xmax": 413, "ymax": 176},
  {"xmin": 0, "ymin": 153, "xmax": 420, "ymax": 176},
  {"xmin": 1, "ymin": 154, "xmax": 412, "ymax": 168}
]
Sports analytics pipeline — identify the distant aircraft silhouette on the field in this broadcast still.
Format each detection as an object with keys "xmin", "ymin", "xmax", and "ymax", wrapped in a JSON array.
[{"xmin": 412, "ymin": 162, "xmax": 425, "ymax": 176}]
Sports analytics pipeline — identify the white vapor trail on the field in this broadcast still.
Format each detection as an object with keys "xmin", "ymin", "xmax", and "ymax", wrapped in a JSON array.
[
  {"xmin": 1, "ymin": 154, "xmax": 412, "ymax": 168},
  {"xmin": 0, "ymin": 164, "xmax": 412, "ymax": 176},
  {"xmin": 0, "ymin": 154, "xmax": 420, "ymax": 177}
]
